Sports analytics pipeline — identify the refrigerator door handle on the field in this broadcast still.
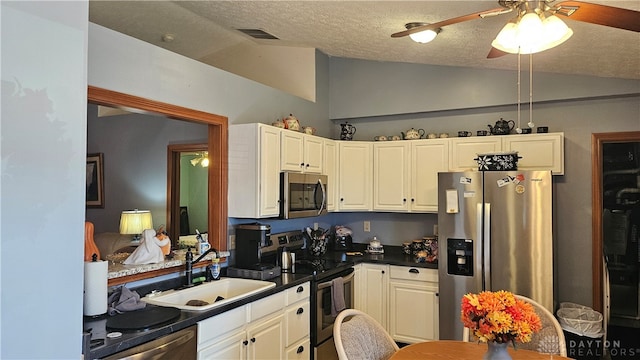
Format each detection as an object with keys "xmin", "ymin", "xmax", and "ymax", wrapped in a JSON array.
[{"xmin": 483, "ymin": 202, "xmax": 491, "ymax": 291}]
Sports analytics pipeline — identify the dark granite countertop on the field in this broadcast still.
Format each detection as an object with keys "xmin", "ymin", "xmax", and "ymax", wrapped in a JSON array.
[
  {"xmin": 86, "ymin": 272, "xmax": 311, "ymax": 359},
  {"xmin": 86, "ymin": 244, "xmax": 437, "ymax": 359}
]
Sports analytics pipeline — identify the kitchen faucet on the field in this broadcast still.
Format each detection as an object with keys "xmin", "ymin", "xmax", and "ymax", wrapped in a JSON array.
[{"xmin": 185, "ymin": 247, "xmax": 219, "ymax": 287}]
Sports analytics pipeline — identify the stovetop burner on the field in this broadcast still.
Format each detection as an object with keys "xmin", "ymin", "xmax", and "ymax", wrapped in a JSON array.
[{"xmin": 292, "ymin": 257, "xmax": 354, "ymax": 281}]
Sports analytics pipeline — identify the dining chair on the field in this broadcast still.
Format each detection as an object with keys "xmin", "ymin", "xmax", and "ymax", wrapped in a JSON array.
[
  {"xmin": 334, "ymin": 309, "xmax": 400, "ymax": 360},
  {"xmin": 514, "ymin": 294, "xmax": 567, "ymax": 357}
]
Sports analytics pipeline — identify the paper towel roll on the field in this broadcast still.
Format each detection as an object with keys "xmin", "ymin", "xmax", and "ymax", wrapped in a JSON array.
[{"xmin": 84, "ymin": 260, "xmax": 108, "ymax": 316}]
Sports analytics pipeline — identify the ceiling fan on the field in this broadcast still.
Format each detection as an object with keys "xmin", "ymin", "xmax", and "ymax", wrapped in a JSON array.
[{"xmin": 391, "ymin": 0, "xmax": 640, "ymax": 58}]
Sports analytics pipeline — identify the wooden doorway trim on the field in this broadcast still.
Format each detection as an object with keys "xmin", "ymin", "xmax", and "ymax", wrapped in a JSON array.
[{"xmin": 592, "ymin": 131, "xmax": 640, "ymax": 312}]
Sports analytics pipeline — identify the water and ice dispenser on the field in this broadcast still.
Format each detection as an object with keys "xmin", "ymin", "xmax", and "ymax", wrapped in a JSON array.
[{"xmin": 447, "ymin": 238, "xmax": 474, "ymax": 276}]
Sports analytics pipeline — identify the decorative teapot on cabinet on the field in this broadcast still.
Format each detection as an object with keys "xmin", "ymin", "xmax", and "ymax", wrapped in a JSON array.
[
  {"xmin": 402, "ymin": 128, "xmax": 425, "ymax": 140},
  {"xmin": 340, "ymin": 122, "xmax": 356, "ymax": 140},
  {"xmin": 284, "ymin": 114, "xmax": 300, "ymax": 131},
  {"xmin": 488, "ymin": 118, "xmax": 515, "ymax": 135}
]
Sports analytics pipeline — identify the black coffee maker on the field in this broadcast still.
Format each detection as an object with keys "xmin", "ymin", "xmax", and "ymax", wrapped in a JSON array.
[
  {"xmin": 229, "ymin": 223, "xmax": 281, "ymax": 280},
  {"xmin": 332, "ymin": 234, "xmax": 353, "ymax": 251},
  {"xmin": 235, "ymin": 223, "xmax": 272, "ymax": 269}
]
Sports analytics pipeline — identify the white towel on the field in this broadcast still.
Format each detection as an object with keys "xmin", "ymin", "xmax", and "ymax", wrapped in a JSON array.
[
  {"xmin": 123, "ymin": 229, "xmax": 170, "ymax": 265},
  {"xmin": 331, "ymin": 277, "xmax": 346, "ymax": 316}
]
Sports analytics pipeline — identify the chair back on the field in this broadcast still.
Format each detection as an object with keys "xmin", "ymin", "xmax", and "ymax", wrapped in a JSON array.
[
  {"xmin": 514, "ymin": 294, "xmax": 567, "ymax": 357},
  {"xmin": 334, "ymin": 309, "xmax": 399, "ymax": 360}
]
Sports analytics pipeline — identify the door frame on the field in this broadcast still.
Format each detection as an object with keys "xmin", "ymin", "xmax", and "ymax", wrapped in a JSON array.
[{"xmin": 591, "ymin": 131, "xmax": 640, "ymax": 312}]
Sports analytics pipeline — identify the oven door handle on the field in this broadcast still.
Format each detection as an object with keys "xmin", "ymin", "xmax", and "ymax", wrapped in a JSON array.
[{"xmin": 317, "ymin": 271, "xmax": 355, "ymax": 290}]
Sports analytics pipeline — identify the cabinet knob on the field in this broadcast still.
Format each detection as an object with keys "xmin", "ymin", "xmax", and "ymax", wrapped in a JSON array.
[
  {"xmin": 340, "ymin": 198, "xmax": 344, "ymax": 202},
  {"xmin": 300, "ymin": 163, "xmax": 305, "ymax": 167},
  {"xmin": 305, "ymin": 164, "xmax": 309, "ymax": 168},
  {"xmin": 296, "ymin": 307, "xmax": 304, "ymax": 315},
  {"xmin": 403, "ymin": 198, "xmax": 407, "ymax": 202},
  {"xmin": 436, "ymin": 292, "xmax": 439, "ymax": 297},
  {"xmin": 243, "ymin": 340, "xmax": 249, "ymax": 346},
  {"xmin": 409, "ymin": 268, "xmax": 420, "ymax": 274},
  {"xmin": 251, "ymin": 337, "xmax": 256, "ymax": 343},
  {"xmin": 411, "ymin": 198, "xmax": 415, "ymax": 202},
  {"xmin": 381, "ymin": 270, "xmax": 385, "ymax": 274},
  {"xmin": 297, "ymin": 346, "xmax": 305, "ymax": 354},
  {"xmin": 296, "ymin": 286, "xmax": 304, "ymax": 293}
]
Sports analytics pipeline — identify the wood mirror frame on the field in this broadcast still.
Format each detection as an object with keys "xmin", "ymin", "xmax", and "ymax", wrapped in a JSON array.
[
  {"xmin": 88, "ymin": 86, "xmax": 228, "ymax": 286},
  {"xmin": 591, "ymin": 131, "xmax": 640, "ymax": 312}
]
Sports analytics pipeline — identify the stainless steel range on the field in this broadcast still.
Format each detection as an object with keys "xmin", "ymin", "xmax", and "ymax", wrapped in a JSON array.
[{"xmin": 239, "ymin": 229, "xmax": 355, "ymax": 360}]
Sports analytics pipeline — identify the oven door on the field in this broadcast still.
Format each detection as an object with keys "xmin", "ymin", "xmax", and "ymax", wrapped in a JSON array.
[{"xmin": 315, "ymin": 270, "xmax": 354, "ymax": 345}]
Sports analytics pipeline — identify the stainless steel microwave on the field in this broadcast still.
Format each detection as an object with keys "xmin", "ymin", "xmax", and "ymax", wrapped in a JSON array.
[{"xmin": 280, "ymin": 172, "xmax": 328, "ymax": 219}]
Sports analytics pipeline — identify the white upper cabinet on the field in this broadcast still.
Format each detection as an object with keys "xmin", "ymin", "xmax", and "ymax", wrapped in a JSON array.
[
  {"xmin": 374, "ymin": 142, "xmax": 411, "ymax": 211},
  {"xmin": 228, "ymin": 123, "xmax": 281, "ymax": 218},
  {"xmin": 449, "ymin": 137, "xmax": 502, "ymax": 171},
  {"xmin": 502, "ymin": 132, "xmax": 564, "ymax": 175},
  {"xmin": 280, "ymin": 131, "xmax": 323, "ymax": 174},
  {"xmin": 410, "ymin": 139, "xmax": 449, "ymax": 212},
  {"xmin": 449, "ymin": 133, "xmax": 564, "ymax": 174},
  {"xmin": 323, "ymin": 139, "xmax": 337, "ymax": 211},
  {"xmin": 337, "ymin": 141, "xmax": 372, "ymax": 211}
]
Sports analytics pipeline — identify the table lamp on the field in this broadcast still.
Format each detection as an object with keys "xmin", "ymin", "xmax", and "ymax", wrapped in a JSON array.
[{"xmin": 119, "ymin": 209, "xmax": 153, "ymax": 243}]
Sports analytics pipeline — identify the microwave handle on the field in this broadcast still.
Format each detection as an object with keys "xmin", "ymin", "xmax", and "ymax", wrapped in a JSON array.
[{"xmin": 315, "ymin": 178, "xmax": 326, "ymax": 215}]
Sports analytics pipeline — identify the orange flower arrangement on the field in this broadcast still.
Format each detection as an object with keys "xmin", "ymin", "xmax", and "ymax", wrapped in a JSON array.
[{"xmin": 461, "ymin": 290, "xmax": 542, "ymax": 345}]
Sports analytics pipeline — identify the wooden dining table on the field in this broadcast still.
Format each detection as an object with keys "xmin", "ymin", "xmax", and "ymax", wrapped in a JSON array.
[{"xmin": 389, "ymin": 340, "xmax": 571, "ymax": 360}]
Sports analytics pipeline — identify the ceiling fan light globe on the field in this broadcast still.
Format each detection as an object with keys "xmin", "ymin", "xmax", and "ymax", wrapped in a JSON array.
[
  {"xmin": 516, "ymin": 12, "xmax": 545, "ymax": 52},
  {"xmin": 492, "ymin": 22, "xmax": 519, "ymax": 53},
  {"xmin": 409, "ymin": 29, "xmax": 439, "ymax": 44},
  {"xmin": 201, "ymin": 158, "xmax": 209, "ymax": 167}
]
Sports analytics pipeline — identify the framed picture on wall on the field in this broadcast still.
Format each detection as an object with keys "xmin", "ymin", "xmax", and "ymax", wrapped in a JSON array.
[{"xmin": 86, "ymin": 153, "xmax": 104, "ymax": 208}]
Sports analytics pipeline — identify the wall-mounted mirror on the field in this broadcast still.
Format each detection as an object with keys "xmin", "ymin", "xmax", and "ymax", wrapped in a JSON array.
[
  {"xmin": 88, "ymin": 86, "xmax": 228, "ymax": 286},
  {"xmin": 167, "ymin": 143, "xmax": 209, "ymax": 249}
]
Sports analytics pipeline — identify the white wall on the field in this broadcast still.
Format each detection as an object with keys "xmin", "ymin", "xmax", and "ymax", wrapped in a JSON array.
[{"xmin": 1, "ymin": 1, "xmax": 88, "ymax": 358}]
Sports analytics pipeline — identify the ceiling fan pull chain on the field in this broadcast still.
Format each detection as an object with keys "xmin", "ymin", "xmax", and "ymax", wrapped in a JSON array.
[
  {"xmin": 516, "ymin": 51, "xmax": 521, "ymax": 133},
  {"xmin": 528, "ymin": 53, "xmax": 535, "ymax": 128}
]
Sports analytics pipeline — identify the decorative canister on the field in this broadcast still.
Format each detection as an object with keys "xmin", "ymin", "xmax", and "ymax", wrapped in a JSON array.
[
  {"xmin": 411, "ymin": 239, "xmax": 425, "ymax": 255},
  {"xmin": 475, "ymin": 151, "xmax": 521, "ymax": 171},
  {"xmin": 402, "ymin": 242, "xmax": 412, "ymax": 255}
]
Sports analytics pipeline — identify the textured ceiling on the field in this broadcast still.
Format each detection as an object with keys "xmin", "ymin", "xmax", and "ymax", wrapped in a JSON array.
[{"xmin": 89, "ymin": 1, "xmax": 640, "ymax": 80}]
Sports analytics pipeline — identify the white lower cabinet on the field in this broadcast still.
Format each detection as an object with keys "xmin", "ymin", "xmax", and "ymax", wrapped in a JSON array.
[
  {"xmin": 197, "ymin": 282, "xmax": 310, "ymax": 360},
  {"xmin": 355, "ymin": 263, "xmax": 389, "ymax": 329},
  {"xmin": 355, "ymin": 263, "xmax": 439, "ymax": 344},
  {"xmin": 388, "ymin": 266, "xmax": 439, "ymax": 343}
]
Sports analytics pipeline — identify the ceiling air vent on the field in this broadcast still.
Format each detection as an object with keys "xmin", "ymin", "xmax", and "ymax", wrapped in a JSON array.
[{"xmin": 237, "ymin": 28, "xmax": 279, "ymax": 40}]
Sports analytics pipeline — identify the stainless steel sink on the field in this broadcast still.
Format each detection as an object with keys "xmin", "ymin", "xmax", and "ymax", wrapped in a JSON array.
[{"xmin": 142, "ymin": 278, "xmax": 275, "ymax": 311}]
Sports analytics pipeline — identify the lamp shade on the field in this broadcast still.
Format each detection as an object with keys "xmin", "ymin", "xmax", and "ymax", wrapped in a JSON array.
[{"xmin": 119, "ymin": 210, "xmax": 153, "ymax": 235}]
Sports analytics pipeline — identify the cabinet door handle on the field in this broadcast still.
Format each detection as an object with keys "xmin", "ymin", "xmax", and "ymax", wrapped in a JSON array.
[
  {"xmin": 297, "ymin": 346, "xmax": 305, "ymax": 354},
  {"xmin": 409, "ymin": 268, "xmax": 420, "ymax": 274},
  {"xmin": 251, "ymin": 337, "xmax": 256, "ymax": 343},
  {"xmin": 243, "ymin": 340, "xmax": 249, "ymax": 346},
  {"xmin": 296, "ymin": 307, "xmax": 304, "ymax": 315},
  {"xmin": 436, "ymin": 292, "xmax": 439, "ymax": 297},
  {"xmin": 296, "ymin": 286, "xmax": 304, "ymax": 293}
]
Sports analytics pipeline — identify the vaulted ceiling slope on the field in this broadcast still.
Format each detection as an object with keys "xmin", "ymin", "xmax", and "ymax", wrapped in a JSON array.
[{"xmin": 90, "ymin": 1, "xmax": 640, "ymax": 80}]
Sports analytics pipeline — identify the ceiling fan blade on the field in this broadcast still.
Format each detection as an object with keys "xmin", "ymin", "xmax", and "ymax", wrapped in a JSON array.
[
  {"xmin": 487, "ymin": 47, "xmax": 509, "ymax": 59},
  {"xmin": 554, "ymin": 1, "xmax": 640, "ymax": 32},
  {"xmin": 391, "ymin": 7, "xmax": 509, "ymax": 38}
]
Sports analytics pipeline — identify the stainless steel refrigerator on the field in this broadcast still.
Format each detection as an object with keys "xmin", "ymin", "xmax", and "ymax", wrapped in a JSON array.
[{"xmin": 437, "ymin": 170, "xmax": 554, "ymax": 340}]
